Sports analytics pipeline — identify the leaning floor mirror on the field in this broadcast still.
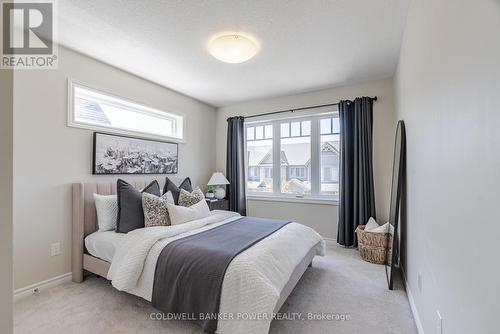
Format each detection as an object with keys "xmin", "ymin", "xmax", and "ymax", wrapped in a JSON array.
[{"xmin": 386, "ymin": 120, "xmax": 406, "ymax": 290}]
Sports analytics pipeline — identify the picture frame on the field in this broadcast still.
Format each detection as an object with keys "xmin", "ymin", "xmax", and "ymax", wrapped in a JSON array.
[{"xmin": 92, "ymin": 132, "xmax": 178, "ymax": 175}]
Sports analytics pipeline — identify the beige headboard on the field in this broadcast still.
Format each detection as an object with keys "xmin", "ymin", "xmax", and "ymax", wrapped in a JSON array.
[{"xmin": 71, "ymin": 178, "xmax": 181, "ymax": 282}]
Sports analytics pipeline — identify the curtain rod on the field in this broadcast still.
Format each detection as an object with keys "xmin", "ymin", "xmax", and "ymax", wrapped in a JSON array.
[{"xmin": 243, "ymin": 96, "xmax": 377, "ymax": 120}]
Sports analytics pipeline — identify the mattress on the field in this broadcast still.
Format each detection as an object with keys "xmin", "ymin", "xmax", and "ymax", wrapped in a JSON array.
[{"xmin": 84, "ymin": 231, "xmax": 125, "ymax": 262}]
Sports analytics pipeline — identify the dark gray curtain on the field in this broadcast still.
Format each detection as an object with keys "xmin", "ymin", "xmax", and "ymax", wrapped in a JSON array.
[
  {"xmin": 226, "ymin": 117, "xmax": 247, "ymax": 215},
  {"xmin": 338, "ymin": 97, "xmax": 376, "ymax": 246}
]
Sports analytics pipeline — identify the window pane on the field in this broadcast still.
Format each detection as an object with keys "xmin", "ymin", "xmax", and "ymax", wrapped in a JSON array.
[
  {"xmin": 247, "ymin": 127, "xmax": 254, "ymax": 140},
  {"xmin": 301, "ymin": 121, "xmax": 311, "ymax": 136},
  {"xmin": 73, "ymin": 85, "xmax": 183, "ymax": 139},
  {"xmin": 255, "ymin": 126, "xmax": 264, "ymax": 140},
  {"xmin": 320, "ymin": 118, "xmax": 332, "ymax": 134},
  {"xmin": 247, "ymin": 137, "xmax": 273, "ymax": 193},
  {"xmin": 264, "ymin": 125, "xmax": 273, "ymax": 139},
  {"xmin": 280, "ymin": 136, "xmax": 311, "ymax": 195},
  {"xmin": 280, "ymin": 123, "xmax": 290, "ymax": 137},
  {"xmin": 332, "ymin": 116, "xmax": 340, "ymax": 133},
  {"xmin": 320, "ymin": 133, "xmax": 340, "ymax": 196},
  {"xmin": 290, "ymin": 122, "xmax": 301, "ymax": 136}
]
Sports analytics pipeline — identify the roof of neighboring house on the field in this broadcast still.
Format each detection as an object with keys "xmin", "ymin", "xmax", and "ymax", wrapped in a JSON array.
[
  {"xmin": 259, "ymin": 150, "xmax": 288, "ymax": 165},
  {"xmin": 247, "ymin": 148, "xmax": 268, "ymax": 166},
  {"xmin": 74, "ymin": 97, "xmax": 111, "ymax": 125},
  {"xmin": 321, "ymin": 141, "xmax": 339, "ymax": 154},
  {"xmin": 281, "ymin": 143, "xmax": 310, "ymax": 165},
  {"xmin": 248, "ymin": 141, "xmax": 339, "ymax": 167}
]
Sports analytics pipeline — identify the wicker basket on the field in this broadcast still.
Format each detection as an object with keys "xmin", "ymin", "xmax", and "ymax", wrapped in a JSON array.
[{"xmin": 356, "ymin": 225, "xmax": 392, "ymax": 265}]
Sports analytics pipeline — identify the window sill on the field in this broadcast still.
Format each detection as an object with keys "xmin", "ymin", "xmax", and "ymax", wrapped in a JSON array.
[
  {"xmin": 247, "ymin": 194, "xmax": 338, "ymax": 206},
  {"xmin": 67, "ymin": 121, "xmax": 187, "ymax": 144}
]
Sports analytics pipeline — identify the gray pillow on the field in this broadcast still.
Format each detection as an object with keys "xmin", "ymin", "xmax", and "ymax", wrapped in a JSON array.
[
  {"xmin": 163, "ymin": 177, "xmax": 192, "ymax": 204},
  {"xmin": 116, "ymin": 179, "xmax": 161, "ymax": 233}
]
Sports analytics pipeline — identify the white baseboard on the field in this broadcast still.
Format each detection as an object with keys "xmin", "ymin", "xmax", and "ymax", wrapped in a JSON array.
[
  {"xmin": 401, "ymin": 267, "xmax": 425, "ymax": 334},
  {"xmin": 14, "ymin": 272, "xmax": 72, "ymax": 302}
]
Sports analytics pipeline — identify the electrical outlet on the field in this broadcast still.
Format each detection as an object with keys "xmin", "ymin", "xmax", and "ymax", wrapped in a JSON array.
[
  {"xmin": 436, "ymin": 311, "xmax": 443, "ymax": 334},
  {"xmin": 50, "ymin": 242, "xmax": 60, "ymax": 256},
  {"xmin": 418, "ymin": 272, "xmax": 423, "ymax": 293}
]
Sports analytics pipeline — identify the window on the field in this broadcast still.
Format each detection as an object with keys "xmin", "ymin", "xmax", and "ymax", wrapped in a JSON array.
[
  {"xmin": 246, "ymin": 123, "xmax": 273, "ymax": 193},
  {"xmin": 320, "ymin": 116, "xmax": 340, "ymax": 195},
  {"xmin": 264, "ymin": 167, "xmax": 272, "ymax": 178},
  {"xmin": 281, "ymin": 119, "xmax": 311, "ymax": 194},
  {"xmin": 321, "ymin": 167, "xmax": 333, "ymax": 182},
  {"xmin": 68, "ymin": 80, "xmax": 184, "ymax": 141},
  {"xmin": 245, "ymin": 109, "xmax": 339, "ymax": 200},
  {"xmin": 290, "ymin": 167, "xmax": 306, "ymax": 179}
]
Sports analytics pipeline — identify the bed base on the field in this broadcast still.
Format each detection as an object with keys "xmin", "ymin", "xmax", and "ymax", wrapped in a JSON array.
[
  {"xmin": 83, "ymin": 254, "xmax": 110, "ymax": 279},
  {"xmin": 274, "ymin": 245, "xmax": 316, "ymax": 313}
]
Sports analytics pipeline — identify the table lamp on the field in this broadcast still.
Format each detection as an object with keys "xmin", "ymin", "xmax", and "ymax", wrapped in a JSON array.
[{"xmin": 207, "ymin": 172, "xmax": 230, "ymax": 199}]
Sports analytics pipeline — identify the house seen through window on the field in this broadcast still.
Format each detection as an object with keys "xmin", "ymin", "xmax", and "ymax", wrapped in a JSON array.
[{"xmin": 245, "ymin": 109, "xmax": 339, "ymax": 199}]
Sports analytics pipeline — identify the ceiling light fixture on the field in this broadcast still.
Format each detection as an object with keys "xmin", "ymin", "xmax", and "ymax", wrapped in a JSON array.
[{"xmin": 208, "ymin": 34, "xmax": 259, "ymax": 64}]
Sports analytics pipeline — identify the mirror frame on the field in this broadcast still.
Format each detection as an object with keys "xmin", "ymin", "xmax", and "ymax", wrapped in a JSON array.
[{"xmin": 386, "ymin": 120, "xmax": 406, "ymax": 290}]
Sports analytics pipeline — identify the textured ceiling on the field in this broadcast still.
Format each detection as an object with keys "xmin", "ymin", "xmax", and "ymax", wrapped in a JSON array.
[{"xmin": 58, "ymin": 0, "xmax": 410, "ymax": 106}]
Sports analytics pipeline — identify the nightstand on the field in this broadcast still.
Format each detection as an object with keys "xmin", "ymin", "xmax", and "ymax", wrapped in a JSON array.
[{"xmin": 206, "ymin": 198, "xmax": 229, "ymax": 211}]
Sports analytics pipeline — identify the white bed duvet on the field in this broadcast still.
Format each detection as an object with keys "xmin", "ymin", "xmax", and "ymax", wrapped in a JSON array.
[{"xmin": 108, "ymin": 211, "xmax": 325, "ymax": 334}]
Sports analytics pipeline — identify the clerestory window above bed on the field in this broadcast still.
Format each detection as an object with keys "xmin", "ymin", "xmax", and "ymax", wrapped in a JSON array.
[{"xmin": 68, "ymin": 79, "xmax": 185, "ymax": 142}]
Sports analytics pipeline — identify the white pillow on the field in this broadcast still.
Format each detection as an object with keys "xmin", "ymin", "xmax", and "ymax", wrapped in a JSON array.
[
  {"xmin": 370, "ymin": 222, "xmax": 391, "ymax": 233},
  {"xmin": 166, "ymin": 199, "xmax": 211, "ymax": 225},
  {"xmin": 93, "ymin": 194, "xmax": 118, "ymax": 231},
  {"xmin": 365, "ymin": 217, "xmax": 379, "ymax": 231}
]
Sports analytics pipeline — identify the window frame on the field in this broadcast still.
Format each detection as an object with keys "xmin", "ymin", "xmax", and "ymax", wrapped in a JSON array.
[
  {"xmin": 67, "ymin": 78, "xmax": 186, "ymax": 143},
  {"xmin": 244, "ymin": 109, "xmax": 339, "ymax": 203}
]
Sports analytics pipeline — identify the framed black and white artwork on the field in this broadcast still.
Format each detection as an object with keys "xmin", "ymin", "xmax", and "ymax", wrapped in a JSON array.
[{"xmin": 92, "ymin": 132, "xmax": 178, "ymax": 175}]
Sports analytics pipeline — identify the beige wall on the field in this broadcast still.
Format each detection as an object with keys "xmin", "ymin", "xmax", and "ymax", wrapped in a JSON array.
[
  {"xmin": 216, "ymin": 78, "xmax": 397, "ymax": 239},
  {"xmin": 248, "ymin": 199, "xmax": 338, "ymax": 239},
  {"xmin": 0, "ymin": 69, "xmax": 14, "ymax": 333},
  {"xmin": 394, "ymin": 0, "xmax": 500, "ymax": 333},
  {"xmin": 13, "ymin": 47, "xmax": 217, "ymax": 289}
]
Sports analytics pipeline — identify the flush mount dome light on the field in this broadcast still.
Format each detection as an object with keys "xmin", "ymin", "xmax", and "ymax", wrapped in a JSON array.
[{"xmin": 208, "ymin": 34, "xmax": 258, "ymax": 63}]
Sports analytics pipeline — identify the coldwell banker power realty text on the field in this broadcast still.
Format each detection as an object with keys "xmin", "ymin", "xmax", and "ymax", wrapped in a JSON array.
[{"xmin": 1, "ymin": 0, "xmax": 58, "ymax": 69}]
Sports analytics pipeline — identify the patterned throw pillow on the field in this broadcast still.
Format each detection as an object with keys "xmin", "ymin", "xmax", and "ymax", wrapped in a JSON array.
[
  {"xmin": 142, "ymin": 191, "xmax": 175, "ymax": 227},
  {"xmin": 178, "ymin": 187, "xmax": 205, "ymax": 207}
]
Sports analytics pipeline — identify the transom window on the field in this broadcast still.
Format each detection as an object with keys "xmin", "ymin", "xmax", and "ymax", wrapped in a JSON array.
[
  {"xmin": 68, "ymin": 80, "xmax": 184, "ymax": 141},
  {"xmin": 245, "ymin": 108, "xmax": 340, "ymax": 200}
]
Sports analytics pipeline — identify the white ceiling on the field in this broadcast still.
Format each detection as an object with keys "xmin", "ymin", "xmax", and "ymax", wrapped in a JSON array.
[{"xmin": 58, "ymin": 0, "xmax": 410, "ymax": 107}]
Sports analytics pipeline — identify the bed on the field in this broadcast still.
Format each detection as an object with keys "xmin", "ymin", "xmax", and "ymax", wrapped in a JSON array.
[{"xmin": 72, "ymin": 181, "xmax": 325, "ymax": 334}]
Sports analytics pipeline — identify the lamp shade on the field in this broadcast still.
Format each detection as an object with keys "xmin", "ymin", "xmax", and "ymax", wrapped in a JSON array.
[{"xmin": 207, "ymin": 172, "xmax": 230, "ymax": 185}]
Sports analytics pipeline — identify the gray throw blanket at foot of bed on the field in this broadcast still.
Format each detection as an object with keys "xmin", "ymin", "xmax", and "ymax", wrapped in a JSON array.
[{"xmin": 152, "ymin": 216, "xmax": 290, "ymax": 333}]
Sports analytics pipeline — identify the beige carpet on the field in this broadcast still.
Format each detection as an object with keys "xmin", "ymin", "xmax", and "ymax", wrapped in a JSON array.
[{"xmin": 14, "ymin": 243, "xmax": 417, "ymax": 334}]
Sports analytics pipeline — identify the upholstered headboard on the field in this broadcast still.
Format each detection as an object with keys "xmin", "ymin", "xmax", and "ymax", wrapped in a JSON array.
[
  {"xmin": 71, "ymin": 178, "xmax": 182, "ymax": 282},
  {"xmin": 72, "ymin": 181, "xmax": 154, "ymax": 238}
]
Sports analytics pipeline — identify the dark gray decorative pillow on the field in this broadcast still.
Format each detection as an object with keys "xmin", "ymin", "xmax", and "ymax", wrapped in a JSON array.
[
  {"xmin": 116, "ymin": 179, "xmax": 161, "ymax": 233},
  {"xmin": 178, "ymin": 187, "xmax": 205, "ymax": 207},
  {"xmin": 142, "ymin": 191, "xmax": 175, "ymax": 227},
  {"xmin": 163, "ymin": 177, "xmax": 192, "ymax": 204}
]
